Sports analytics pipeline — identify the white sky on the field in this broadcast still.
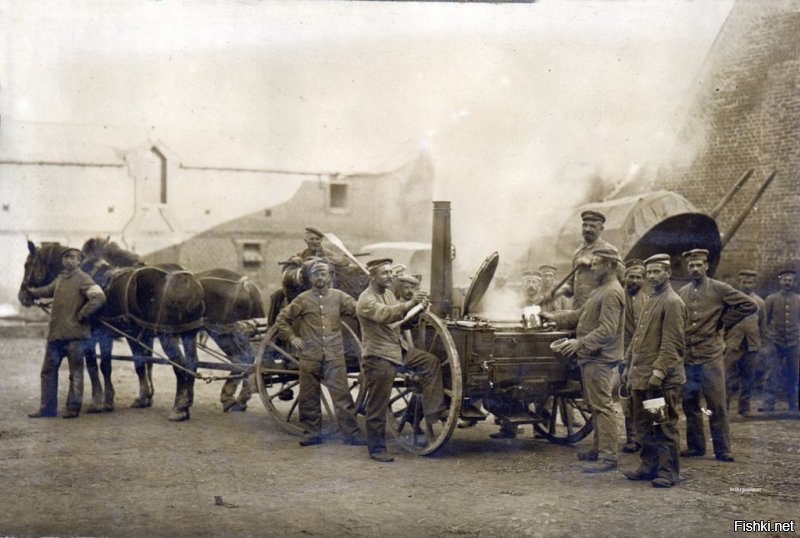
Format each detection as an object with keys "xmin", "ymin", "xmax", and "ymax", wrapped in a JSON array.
[{"xmin": 1, "ymin": 0, "xmax": 735, "ymax": 268}]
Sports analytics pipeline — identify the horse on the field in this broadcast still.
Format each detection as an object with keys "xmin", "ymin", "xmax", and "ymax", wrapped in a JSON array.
[
  {"xmin": 82, "ymin": 237, "xmax": 267, "ymax": 413},
  {"xmin": 19, "ymin": 241, "xmax": 205, "ymax": 421},
  {"xmin": 195, "ymin": 268, "xmax": 265, "ymax": 412}
]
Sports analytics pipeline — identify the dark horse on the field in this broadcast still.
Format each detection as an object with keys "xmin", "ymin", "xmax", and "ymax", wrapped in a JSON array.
[
  {"xmin": 82, "ymin": 237, "xmax": 267, "ymax": 413},
  {"xmin": 19, "ymin": 241, "xmax": 205, "ymax": 421}
]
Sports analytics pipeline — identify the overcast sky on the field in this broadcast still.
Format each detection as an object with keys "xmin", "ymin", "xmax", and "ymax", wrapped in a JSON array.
[{"xmin": 1, "ymin": 0, "xmax": 734, "ymax": 268}]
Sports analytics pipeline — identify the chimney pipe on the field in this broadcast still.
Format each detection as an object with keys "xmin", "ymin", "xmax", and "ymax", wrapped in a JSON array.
[{"xmin": 430, "ymin": 201, "xmax": 453, "ymax": 318}]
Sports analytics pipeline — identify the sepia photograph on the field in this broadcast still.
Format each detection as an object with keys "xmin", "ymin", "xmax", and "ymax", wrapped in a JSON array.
[{"xmin": 1, "ymin": 0, "xmax": 798, "ymax": 536}]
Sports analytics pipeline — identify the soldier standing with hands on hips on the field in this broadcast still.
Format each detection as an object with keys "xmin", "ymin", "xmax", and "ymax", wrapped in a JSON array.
[{"xmin": 622, "ymin": 254, "xmax": 686, "ymax": 488}]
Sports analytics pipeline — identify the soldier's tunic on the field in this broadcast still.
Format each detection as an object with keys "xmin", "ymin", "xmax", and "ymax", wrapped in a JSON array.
[
  {"xmin": 624, "ymin": 282, "xmax": 686, "ymax": 484},
  {"xmin": 723, "ymin": 291, "xmax": 765, "ymax": 414},
  {"xmin": 29, "ymin": 268, "xmax": 106, "ymax": 415},
  {"xmin": 621, "ymin": 288, "xmax": 648, "ymax": 439},
  {"xmin": 678, "ymin": 277, "xmax": 756, "ymax": 456},
  {"xmin": 763, "ymin": 289, "xmax": 800, "ymax": 411},
  {"xmin": 275, "ymin": 288, "xmax": 361, "ymax": 439},
  {"xmin": 549, "ymin": 277, "xmax": 625, "ymax": 463},
  {"xmin": 357, "ymin": 285, "xmax": 444, "ymax": 455},
  {"xmin": 568, "ymin": 238, "xmax": 618, "ymax": 309}
]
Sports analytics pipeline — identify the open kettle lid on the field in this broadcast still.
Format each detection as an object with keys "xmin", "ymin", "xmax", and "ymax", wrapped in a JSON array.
[{"xmin": 462, "ymin": 251, "xmax": 499, "ymax": 317}]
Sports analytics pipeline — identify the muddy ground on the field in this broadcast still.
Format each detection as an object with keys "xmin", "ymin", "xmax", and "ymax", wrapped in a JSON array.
[{"xmin": 1, "ymin": 336, "xmax": 798, "ymax": 538}]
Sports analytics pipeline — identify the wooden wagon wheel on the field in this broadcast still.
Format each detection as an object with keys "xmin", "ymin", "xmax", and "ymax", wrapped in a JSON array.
[
  {"xmin": 388, "ymin": 311, "xmax": 462, "ymax": 456},
  {"xmin": 254, "ymin": 323, "xmax": 364, "ymax": 436},
  {"xmin": 532, "ymin": 382, "xmax": 593, "ymax": 445}
]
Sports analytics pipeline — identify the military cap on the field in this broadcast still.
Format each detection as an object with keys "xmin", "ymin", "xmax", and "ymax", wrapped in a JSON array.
[
  {"xmin": 581, "ymin": 210, "xmax": 606, "ymax": 223},
  {"xmin": 738, "ymin": 269, "xmax": 757, "ymax": 277},
  {"xmin": 592, "ymin": 248, "xmax": 622, "ymax": 264},
  {"xmin": 366, "ymin": 258, "xmax": 393, "ymax": 272},
  {"xmin": 304, "ymin": 226, "xmax": 325, "ymax": 238},
  {"xmin": 644, "ymin": 253, "xmax": 671, "ymax": 267},
  {"xmin": 624, "ymin": 259, "xmax": 645, "ymax": 275},
  {"xmin": 778, "ymin": 268, "xmax": 797, "ymax": 277},
  {"xmin": 538, "ymin": 264, "xmax": 558, "ymax": 274},
  {"xmin": 391, "ymin": 263, "xmax": 407, "ymax": 275},
  {"xmin": 397, "ymin": 275, "xmax": 420, "ymax": 286},
  {"xmin": 682, "ymin": 248, "xmax": 709, "ymax": 261},
  {"xmin": 61, "ymin": 247, "xmax": 82, "ymax": 258},
  {"xmin": 308, "ymin": 260, "xmax": 330, "ymax": 274},
  {"xmin": 522, "ymin": 269, "xmax": 543, "ymax": 280}
]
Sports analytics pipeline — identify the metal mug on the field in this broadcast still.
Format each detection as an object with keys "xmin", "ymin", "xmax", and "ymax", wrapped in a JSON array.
[{"xmin": 642, "ymin": 396, "xmax": 668, "ymax": 425}]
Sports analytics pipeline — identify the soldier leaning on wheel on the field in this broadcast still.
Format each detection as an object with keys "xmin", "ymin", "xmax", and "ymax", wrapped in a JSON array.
[
  {"xmin": 27, "ymin": 247, "xmax": 106, "ymax": 419},
  {"xmin": 540, "ymin": 248, "xmax": 625, "ymax": 474},
  {"xmin": 275, "ymin": 260, "xmax": 367, "ymax": 448},
  {"xmin": 621, "ymin": 254, "xmax": 687, "ymax": 488},
  {"xmin": 356, "ymin": 258, "xmax": 447, "ymax": 463}
]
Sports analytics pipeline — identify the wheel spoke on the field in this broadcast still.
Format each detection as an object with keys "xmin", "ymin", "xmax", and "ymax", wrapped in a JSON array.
[
  {"xmin": 268, "ymin": 379, "xmax": 299, "ymax": 402},
  {"xmin": 389, "ymin": 387, "xmax": 412, "ymax": 406}
]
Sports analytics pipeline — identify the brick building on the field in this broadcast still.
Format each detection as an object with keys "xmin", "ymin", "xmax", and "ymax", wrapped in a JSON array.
[{"xmin": 653, "ymin": 0, "xmax": 800, "ymax": 294}]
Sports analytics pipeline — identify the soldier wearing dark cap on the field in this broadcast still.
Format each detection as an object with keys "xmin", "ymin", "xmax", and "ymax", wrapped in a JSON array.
[
  {"xmin": 760, "ymin": 269, "xmax": 800, "ymax": 413},
  {"xmin": 563, "ymin": 210, "xmax": 619, "ymax": 309},
  {"xmin": 275, "ymin": 260, "xmax": 366, "ymax": 447},
  {"xmin": 291, "ymin": 226, "xmax": 350, "ymax": 270},
  {"xmin": 724, "ymin": 269, "xmax": 765, "ymax": 417},
  {"xmin": 678, "ymin": 249, "xmax": 756, "ymax": 462},
  {"xmin": 539, "ymin": 264, "xmax": 570, "ymax": 312},
  {"xmin": 622, "ymin": 258, "xmax": 648, "ymax": 452},
  {"xmin": 27, "ymin": 247, "xmax": 106, "ymax": 418},
  {"xmin": 357, "ymin": 258, "xmax": 446, "ymax": 462},
  {"xmin": 541, "ymin": 248, "xmax": 625, "ymax": 473},
  {"xmin": 622, "ymin": 253, "xmax": 686, "ymax": 488}
]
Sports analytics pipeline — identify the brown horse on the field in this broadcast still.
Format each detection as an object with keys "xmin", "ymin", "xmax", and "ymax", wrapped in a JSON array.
[
  {"xmin": 19, "ymin": 241, "xmax": 205, "ymax": 421},
  {"xmin": 83, "ymin": 237, "xmax": 267, "ymax": 413}
]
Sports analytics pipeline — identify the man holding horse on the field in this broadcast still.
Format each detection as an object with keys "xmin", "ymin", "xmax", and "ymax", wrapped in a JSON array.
[
  {"xmin": 275, "ymin": 260, "xmax": 367, "ymax": 447},
  {"xmin": 27, "ymin": 247, "xmax": 106, "ymax": 419}
]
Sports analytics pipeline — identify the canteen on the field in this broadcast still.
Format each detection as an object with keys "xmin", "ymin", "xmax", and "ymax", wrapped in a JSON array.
[{"xmin": 642, "ymin": 396, "xmax": 668, "ymax": 425}]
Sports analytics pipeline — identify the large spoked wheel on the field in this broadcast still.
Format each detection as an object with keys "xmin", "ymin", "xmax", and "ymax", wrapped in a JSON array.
[
  {"xmin": 532, "ymin": 382, "xmax": 593, "ymax": 445},
  {"xmin": 388, "ymin": 311, "xmax": 462, "ymax": 456},
  {"xmin": 254, "ymin": 323, "xmax": 364, "ymax": 436}
]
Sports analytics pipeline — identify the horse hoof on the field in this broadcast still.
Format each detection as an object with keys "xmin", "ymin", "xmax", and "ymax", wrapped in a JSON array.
[
  {"xmin": 221, "ymin": 401, "xmax": 235, "ymax": 412},
  {"xmin": 85, "ymin": 406, "xmax": 103, "ymax": 414},
  {"xmin": 103, "ymin": 404, "xmax": 115, "ymax": 413},
  {"xmin": 130, "ymin": 398, "xmax": 152, "ymax": 409},
  {"xmin": 230, "ymin": 403, "xmax": 247, "ymax": 413},
  {"xmin": 167, "ymin": 409, "xmax": 190, "ymax": 422}
]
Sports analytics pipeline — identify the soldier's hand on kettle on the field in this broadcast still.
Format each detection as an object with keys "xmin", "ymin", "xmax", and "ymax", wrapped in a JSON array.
[{"xmin": 290, "ymin": 336, "xmax": 306, "ymax": 351}]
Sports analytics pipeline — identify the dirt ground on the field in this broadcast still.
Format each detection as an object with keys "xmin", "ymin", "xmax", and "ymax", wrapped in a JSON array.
[{"xmin": 1, "ymin": 336, "xmax": 798, "ymax": 538}]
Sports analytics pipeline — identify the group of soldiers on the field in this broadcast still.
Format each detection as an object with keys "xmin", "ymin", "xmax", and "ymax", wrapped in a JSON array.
[{"xmin": 493, "ymin": 210, "xmax": 799, "ymax": 488}]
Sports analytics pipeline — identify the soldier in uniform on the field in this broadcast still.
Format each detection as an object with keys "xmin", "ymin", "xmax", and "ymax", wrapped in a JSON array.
[
  {"xmin": 357, "ymin": 258, "xmax": 446, "ymax": 462},
  {"xmin": 274, "ymin": 261, "xmax": 366, "ymax": 447},
  {"xmin": 563, "ymin": 210, "xmax": 619, "ymax": 309},
  {"xmin": 541, "ymin": 248, "xmax": 625, "ymax": 473},
  {"xmin": 519, "ymin": 270, "xmax": 545, "ymax": 308},
  {"xmin": 622, "ymin": 259, "xmax": 648, "ymax": 453},
  {"xmin": 539, "ymin": 263, "xmax": 571, "ymax": 312},
  {"xmin": 27, "ymin": 247, "xmax": 106, "ymax": 419},
  {"xmin": 724, "ymin": 269, "xmax": 765, "ymax": 417},
  {"xmin": 678, "ymin": 249, "xmax": 756, "ymax": 462},
  {"xmin": 760, "ymin": 269, "xmax": 800, "ymax": 413},
  {"xmin": 622, "ymin": 254, "xmax": 687, "ymax": 488},
  {"xmin": 394, "ymin": 274, "xmax": 419, "ymax": 302}
]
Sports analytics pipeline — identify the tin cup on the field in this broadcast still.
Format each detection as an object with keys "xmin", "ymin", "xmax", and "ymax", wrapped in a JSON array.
[
  {"xmin": 549, "ymin": 338, "xmax": 569, "ymax": 353},
  {"xmin": 642, "ymin": 396, "xmax": 668, "ymax": 425}
]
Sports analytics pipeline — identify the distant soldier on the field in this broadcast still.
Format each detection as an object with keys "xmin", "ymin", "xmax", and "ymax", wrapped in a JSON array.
[
  {"xmin": 760, "ymin": 269, "xmax": 800, "ymax": 413},
  {"xmin": 678, "ymin": 249, "xmax": 756, "ymax": 462},
  {"xmin": 622, "ymin": 254, "xmax": 686, "ymax": 488},
  {"xmin": 519, "ymin": 270, "xmax": 545, "ymax": 308},
  {"xmin": 275, "ymin": 261, "xmax": 366, "ymax": 447},
  {"xmin": 539, "ymin": 264, "xmax": 570, "ymax": 312},
  {"xmin": 541, "ymin": 248, "xmax": 625, "ymax": 473},
  {"xmin": 724, "ymin": 269, "xmax": 765, "ymax": 417},
  {"xmin": 27, "ymin": 248, "xmax": 106, "ymax": 419},
  {"xmin": 563, "ymin": 210, "xmax": 619, "ymax": 309},
  {"xmin": 394, "ymin": 274, "xmax": 420, "ymax": 302},
  {"xmin": 622, "ymin": 259, "xmax": 648, "ymax": 453}
]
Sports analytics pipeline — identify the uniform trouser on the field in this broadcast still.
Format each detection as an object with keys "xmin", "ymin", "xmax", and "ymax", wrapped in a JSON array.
[
  {"xmin": 362, "ymin": 350, "xmax": 444, "ymax": 455},
  {"xmin": 40, "ymin": 339, "xmax": 85, "ymax": 414},
  {"xmin": 682, "ymin": 357, "xmax": 731, "ymax": 455},
  {"xmin": 632, "ymin": 386, "xmax": 681, "ymax": 483},
  {"xmin": 763, "ymin": 343, "xmax": 800, "ymax": 410},
  {"xmin": 724, "ymin": 348, "xmax": 758, "ymax": 413},
  {"xmin": 580, "ymin": 361, "xmax": 619, "ymax": 463},
  {"xmin": 215, "ymin": 332, "xmax": 255, "ymax": 407},
  {"xmin": 298, "ymin": 356, "xmax": 360, "ymax": 439},
  {"xmin": 618, "ymin": 364, "xmax": 637, "ymax": 444}
]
